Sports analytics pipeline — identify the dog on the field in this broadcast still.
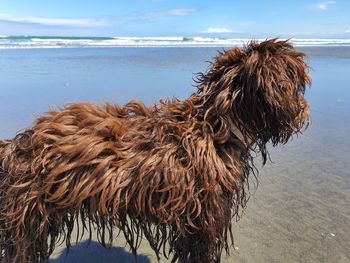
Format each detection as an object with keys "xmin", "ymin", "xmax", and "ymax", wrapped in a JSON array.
[{"xmin": 0, "ymin": 39, "xmax": 310, "ymax": 263}]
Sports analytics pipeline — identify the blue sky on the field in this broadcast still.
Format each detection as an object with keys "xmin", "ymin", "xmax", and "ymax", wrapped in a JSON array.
[{"xmin": 0, "ymin": 0, "xmax": 349, "ymax": 37}]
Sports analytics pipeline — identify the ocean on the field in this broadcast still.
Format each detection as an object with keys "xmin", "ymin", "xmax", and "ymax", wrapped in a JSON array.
[
  {"xmin": 1, "ymin": 36, "xmax": 350, "ymax": 48},
  {"xmin": 0, "ymin": 44, "xmax": 349, "ymax": 262}
]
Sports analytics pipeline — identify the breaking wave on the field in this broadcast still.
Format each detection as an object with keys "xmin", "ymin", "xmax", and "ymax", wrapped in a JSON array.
[{"xmin": 0, "ymin": 36, "xmax": 350, "ymax": 48}]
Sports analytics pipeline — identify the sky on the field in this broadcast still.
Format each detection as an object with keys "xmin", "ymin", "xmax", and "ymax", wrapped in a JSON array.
[{"xmin": 0, "ymin": 0, "xmax": 349, "ymax": 38}]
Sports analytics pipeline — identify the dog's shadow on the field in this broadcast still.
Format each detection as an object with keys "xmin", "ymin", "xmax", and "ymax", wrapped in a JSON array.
[{"xmin": 50, "ymin": 241, "xmax": 151, "ymax": 263}]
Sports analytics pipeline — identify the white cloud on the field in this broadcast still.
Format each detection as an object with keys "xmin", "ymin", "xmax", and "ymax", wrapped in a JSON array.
[
  {"xmin": 139, "ymin": 8, "xmax": 197, "ymax": 19},
  {"xmin": 0, "ymin": 7, "xmax": 196, "ymax": 28},
  {"xmin": 345, "ymin": 30, "xmax": 350, "ymax": 33},
  {"xmin": 238, "ymin": 21, "xmax": 254, "ymax": 27},
  {"xmin": 314, "ymin": 1, "xmax": 335, "ymax": 11},
  {"xmin": 0, "ymin": 13, "xmax": 107, "ymax": 27},
  {"xmin": 120, "ymin": 8, "xmax": 196, "ymax": 23},
  {"xmin": 141, "ymin": 0, "xmax": 168, "ymax": 2},
  {"xmin": 167, "ymin": 8, "xmax": 196, "ymax": 16},
  {"xmin": 201, "ymin": 27, "xmax": 238, "ymax": 33}
]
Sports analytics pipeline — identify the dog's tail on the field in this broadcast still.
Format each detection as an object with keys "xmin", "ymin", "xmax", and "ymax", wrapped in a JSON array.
[
  {"xmin": 0, "ymin": 140, "xmax": 7, "ymax": 185},
  {"xmin": 0, "ymin": 139, "xmax": 10, "ymax": 206},
  {"xmin": 0, "ymin": 140, "xmax": 9, "ymax": 178}
]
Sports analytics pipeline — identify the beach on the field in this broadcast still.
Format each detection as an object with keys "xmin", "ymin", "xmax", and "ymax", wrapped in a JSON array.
[{"xmin": 0, "ymin": 46, "xmax": 349, "ymax": 262}]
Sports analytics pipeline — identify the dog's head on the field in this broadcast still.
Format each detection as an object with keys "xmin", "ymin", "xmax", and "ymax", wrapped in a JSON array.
[{"xmin": 196, "ymin": 39, "xmax": 311, "ymax": 161}]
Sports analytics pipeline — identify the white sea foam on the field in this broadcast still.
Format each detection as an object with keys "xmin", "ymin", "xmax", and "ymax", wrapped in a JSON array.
[
  {"xmin": 113, "ymin": 36, "xmax": 184, "ymax": 41},
  {"xmin": 0, "ymin": 36, "xmax": 350, "ymax": 48}
]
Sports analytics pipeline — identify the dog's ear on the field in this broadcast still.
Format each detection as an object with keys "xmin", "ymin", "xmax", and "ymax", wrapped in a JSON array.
[{"xmin": 196, "ymin": 39, "xmax": 311, "ymax": 160}]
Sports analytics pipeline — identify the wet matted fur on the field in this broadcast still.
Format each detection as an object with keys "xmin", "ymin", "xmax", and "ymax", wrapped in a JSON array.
[{"xmin": 0, "ymin": 39, "xmax": 311, "ymax": 262}]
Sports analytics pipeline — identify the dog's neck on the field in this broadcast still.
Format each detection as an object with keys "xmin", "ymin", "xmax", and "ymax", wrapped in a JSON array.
[{"xmin": 186, "ymin": 92, "xmax": 253, "ymax": 148}]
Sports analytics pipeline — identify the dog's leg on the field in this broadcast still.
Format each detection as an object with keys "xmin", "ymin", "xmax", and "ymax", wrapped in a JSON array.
[
  {"xmin": 0, "ymin": 191, "xmax": 53, "ymax": 262},
  {"xmin": 0, "ymin": 140, "xmax": 54, "ymax": 262},
  {"xmin": 169, "ymin": 195, "xmax": 233, "ymax": 263},
  {"xmin": 171, "ymin": 231, "xmax": 222, "ymax": 263}
]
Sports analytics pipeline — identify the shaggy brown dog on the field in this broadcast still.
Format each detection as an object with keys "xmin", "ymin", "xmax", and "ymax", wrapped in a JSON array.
[{"xmin": 0, "ymin": 39, "xmax": 310, "ymax": 263}]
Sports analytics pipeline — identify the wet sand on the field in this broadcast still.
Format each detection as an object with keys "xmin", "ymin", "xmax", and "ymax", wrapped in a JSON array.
[
  {"xmin": 0, "ymin": 47, "xmax": 349, "ymax": 262},
  {"xmin": 49, "ymin": 138, "xmax": 350, "ymax": 263}
]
